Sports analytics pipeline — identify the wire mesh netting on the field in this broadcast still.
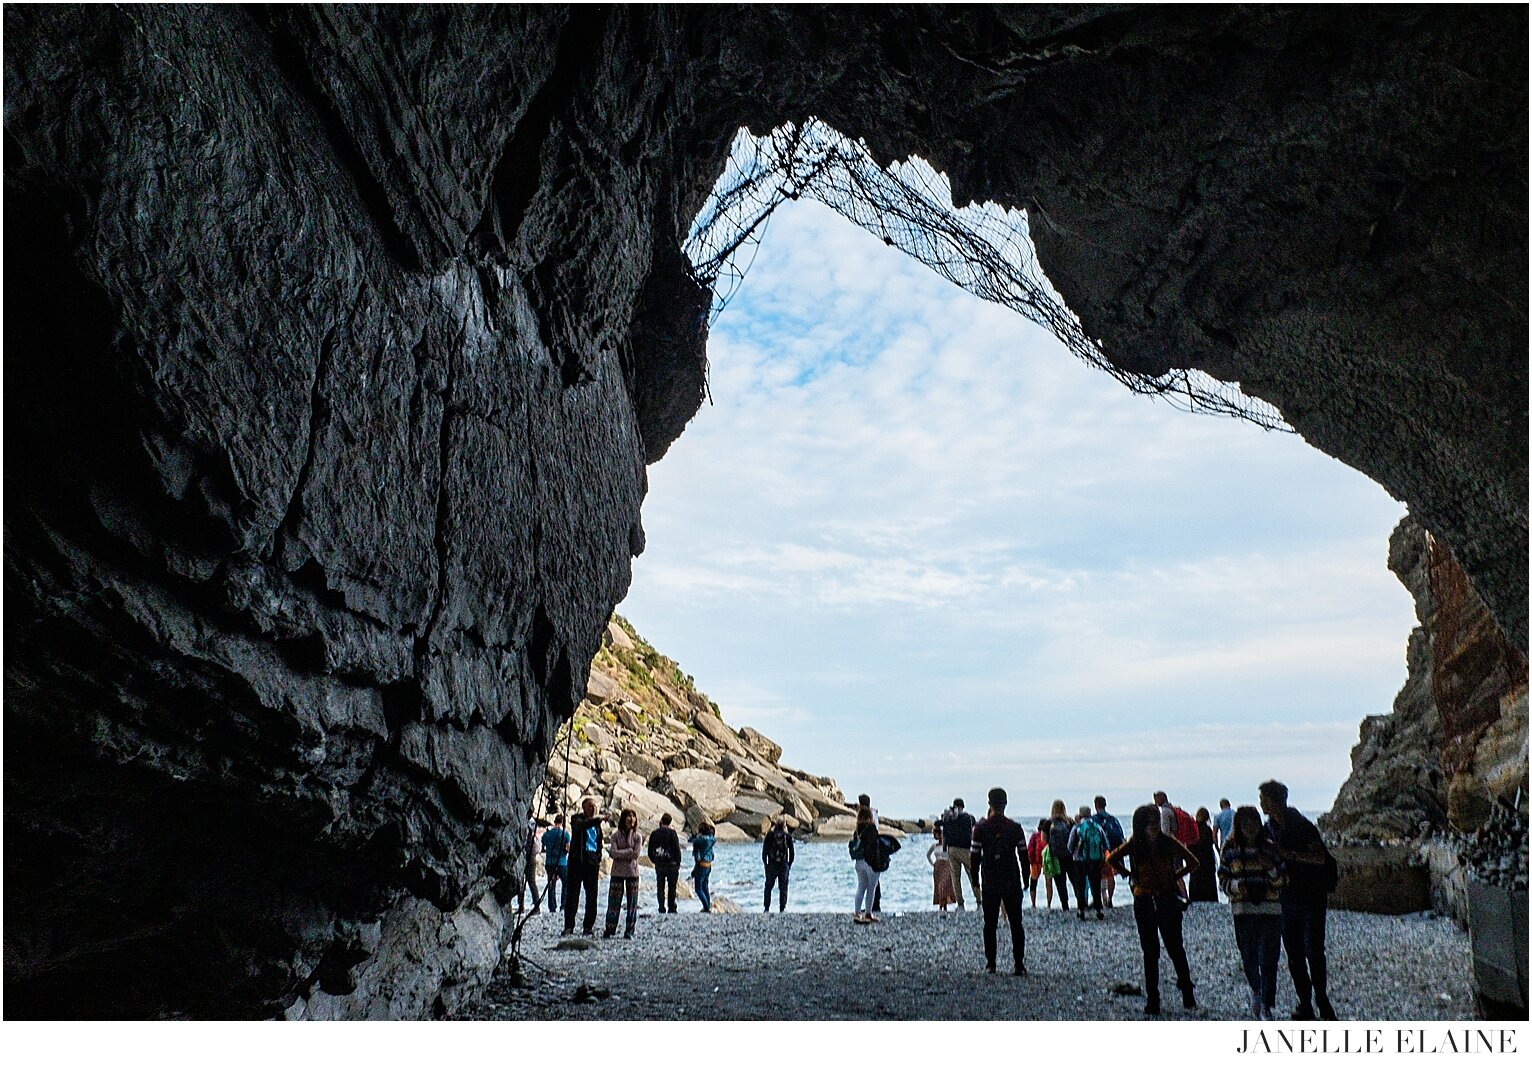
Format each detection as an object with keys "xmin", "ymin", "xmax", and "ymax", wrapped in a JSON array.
[{"xmin": 685, "ymin": 120, "xmax": 1292, "ymax": 432}]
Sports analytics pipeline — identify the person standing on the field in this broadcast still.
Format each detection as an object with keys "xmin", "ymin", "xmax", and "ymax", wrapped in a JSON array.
[
  {"xmin": 646, "ymin": 813, "xmax": 682, "ymax": 914},
  {"xmin": 1091, "ymin": 796, "xmax": 1126, "ymax": 909},
  {"xmin": 928, "ymin": 824, "xmax": 957, "ymax": 911},
  {"xmin": 517, "ymin": 813, "xmax": 540, "ymax": 913},
  {"xmin": 563, "ymin": 797, "xmax": 603, "ymax": 936},
  {"xmin": 1067, "ymin": 804, "xmax": 1108, "ymax": 920},
  {"xmin": 971, "ymin": 787, "xmax": 1027, "ymax": 975},
  {"xmin": 940, "ymin": 798, "xmax": 981, "ymax": 909},
  {"xmin": 858, "ymin": 793, "xmax": 884, "ymax": 915},
  {"xmin": 1213, "ymin": 798, "xmax": 1235, "ymax": 850},
  {"xmin": 1152, "ymin": 791, "xmax": 1191, "ymax": 900},
  {"xmin": 1027, "ymin": 820, "xmax": 1049, "ymax": 908},
  {"xmin": 762, "ymin": 815, "xmax": 795, "ymax": 912},
  {"xmin": 1188, "ymin": 807, "xmax": 1219, "ymax": 903},
  {"xmin": 689, "ymin": 821, "xmax": 717, "ymax": 913},
  {"xmin": 1218, "ymin": 805, "xmax": 1286, "ymax": 1020},
  {"xmin": 1109, "ymin": 804, "xmax": 1199, "ymax": 1015},
  {"xmin": 603, "ymin": 808, "xmax": 642, "ymax": 939},
  {"xmin": 1260, "ymin": 780, "xmax": 1337, "ymax": 1021},
  {"xmin": 541, "ymin": 813, "xmax": 571, "ymax": 914},
  {"xmin": 1045, "ymin": 800, "xmax": 1075, "ymax": 912},
  {"xmin": 851, "ymin": 805, "xmax": 883, "ymax": 924}
]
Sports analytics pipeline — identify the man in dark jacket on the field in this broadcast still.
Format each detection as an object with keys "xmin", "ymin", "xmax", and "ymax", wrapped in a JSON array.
[
  {"xmin": 646, "ymin": 812, "xmax": 683, "ymax": 914},
  {"xmin": 940, "ymin": 798, "xmax": 981, "ymax": 909},
  {"xmin": 761, "ymin": 815, "xmax": 795, "ymax": 912},
  {"xmin": 1260, "ymin": 779, "xmax": 1336, "ymax": 1021},
  {"xmin": 971, "ymin": 787, "xmax": 1027, "ymax": 975},
  {"xmin": 563, "ymin": 796, "xmax": 603, "ymax": 936}
]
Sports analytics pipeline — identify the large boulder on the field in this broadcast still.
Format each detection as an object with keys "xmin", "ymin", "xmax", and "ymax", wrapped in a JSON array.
[
  {"xmin": 661, "ymin": 769, "xmax": 736, "ymax": 824},
  {"xmin": 711, "ymin": 823, "xmax": 751, "ymax": 844},
  {"xmin": 585, "ymin": 669, "xmax": 622, "ymax": 705},
  {"xmin": 610, "ymin": 779, "xmax": 686, "ymax": 829},
  {"xmin": 737, "ymin": 726, "xmax": 782, "ymax": 763},
  {"xmin": 619, "ymin": 752, "xmax": 665, "ymax": 783},
  {"xmin": 691, "ymin": 711, "xmax": 748, "ymax": 757},
  {"xmin": 816, "ymin": 814, "xmax": 859, "ymax": 840}
]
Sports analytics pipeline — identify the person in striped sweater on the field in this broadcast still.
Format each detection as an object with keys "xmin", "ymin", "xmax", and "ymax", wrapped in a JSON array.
[{"xmin": 1217, "ymin": 805, "xmax": 1287, "ymax": 1020}]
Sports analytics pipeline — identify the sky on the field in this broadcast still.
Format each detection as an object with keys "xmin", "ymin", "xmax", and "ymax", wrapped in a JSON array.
[{"xmin": 617, "ymin": 192, "xmax": 1417, "ymax": 821}]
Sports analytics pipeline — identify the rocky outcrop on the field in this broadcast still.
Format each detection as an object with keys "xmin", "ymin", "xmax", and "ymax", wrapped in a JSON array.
[
  {"xmin": 533, "ymin": 616, "xmax": 853, "ymax": 841},
  {"xmin": 4, "ymin": 6, "xmax": 1524, "ymax": 1018},
  {"xmin": 1325, "ymin": 517, "xmax": 1528, "ymax": 845}
]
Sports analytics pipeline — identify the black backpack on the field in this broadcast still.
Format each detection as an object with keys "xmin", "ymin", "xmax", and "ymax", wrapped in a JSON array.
[
  {"xmin": 1047, "ymin": 818, "xmax": 1072, "ymax": 858},
  {"xmin": 764, "ymin": 828, "xmax": 791, "ymax": 867}
]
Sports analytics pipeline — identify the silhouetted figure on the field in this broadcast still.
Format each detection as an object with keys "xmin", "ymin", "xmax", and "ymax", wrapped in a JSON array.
[
  {"xmin": 1188, "ymin": 807, "xmax": 1219, "ymax": 903},
  {"xmin": 761, "ymin": 815, "xmax": 795, "ymax": 912},
  {"xmin": 971, "ymin": 787, "xmax": 1027, "ymax": 975},
  {"xmin": 1109, "ymin": 804, "xmax": 1199, "ymax": 1015},
  {"xmin": 563, "ymin": 797, "xmax": 603, "ymax": 936},
  {"xmin": 646, "ymin": 813, "xmax": 682, "ymax": 914},
  {"xmin": 1261, "ymin": 780, "xmax": 1337, "ymax": 1021}
]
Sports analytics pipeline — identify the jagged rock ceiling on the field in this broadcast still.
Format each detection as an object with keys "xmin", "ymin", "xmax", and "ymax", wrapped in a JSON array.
[{"xmin": 4, "ymin": 5, "xmax": 1524, "ymax": 1018}]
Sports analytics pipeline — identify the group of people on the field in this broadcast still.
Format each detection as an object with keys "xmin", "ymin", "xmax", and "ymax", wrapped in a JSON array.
[
  {"xmin": 524, "ymin": 778, "xmax": 1337, "ymax": 1022},
  {"xmin": 526, "ymin": 799, "xmax": 800, "ymax": 939},
  {"xmin": 921, "ymin": 781, "xmax": 1337, "ymax": 1020}
]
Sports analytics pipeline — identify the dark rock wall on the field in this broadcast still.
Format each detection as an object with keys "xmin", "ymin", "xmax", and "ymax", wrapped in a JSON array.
[
  {"xmin": 5, "ymin": 6, "xmax": 718, "ymax": 1018},
  {"xmin": 4, "ymin": 5, "xmax": 1525, "ymax": 1018}
]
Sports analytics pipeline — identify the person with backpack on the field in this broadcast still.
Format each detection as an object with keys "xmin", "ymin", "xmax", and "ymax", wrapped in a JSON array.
[
  {"xmin": 689, "ymin": 821, "xmax": 717, "ymax": 913},
  {"xmin": 971, "ymin": 787, "xmax": 1028, "ymax": 975},
  {"xmin": 1108, "ymin": 804, "xmax": 1200, "ymax": 1015},
  {"xmin": 1067, "ymin": 804, "xmax": 1107, "ymax": 920},
  {"xmin": 646, "ymin": 813, "xmax": 682, "ymax": 914},
  {"xmin": 563, "ymin": 797, "xmax": 603, "ymax": 937},
  {"xmin": 1091, "ymin": 796, "xmax": 1125, "ymax": 909},
  {"xmin": 1045, "ymin": 800, "xmax": 1075, "ymax": 912},
  {"xmin": 1218, "ymin": 805, "xmax": 1287, "ymax": 1020},
  {"xmin": 1260, "ymin": 780, "xmax": 1338, "ymax": 1021},
  {"xmin": 761, "ymin": 815, "xmax": 795, "ymax": 912},
  {"xmin": 851, "ymin": 804, "xmax": 883, "ymax": 924},
  {"xmin": 1027, "ymin": 819, "xmax": 1049, "ymax": 908},
  {"xmin": 939, "ymin": 798, "xmax": 981, "ymax": 909},
  {"xmin": 1153, "ymin": 791, "xmax": 1195, "ymax": 900},
  {"xmin": 541, "ymin": 813, "xmax": 571, "ymax": 913}
]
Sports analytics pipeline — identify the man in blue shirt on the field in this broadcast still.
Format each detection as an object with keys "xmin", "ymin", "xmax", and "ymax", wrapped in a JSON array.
[
  {"xmin": 1260, "ymin": 780, "xmax": 1336, "ymax": 1021},
  {"xmin": 540, "ymin": 813, "xmax": 570, "ymax": 913},
  {"xmin": 1214, "ymin": 798, "xmax": 1235, "ymax": 851}
]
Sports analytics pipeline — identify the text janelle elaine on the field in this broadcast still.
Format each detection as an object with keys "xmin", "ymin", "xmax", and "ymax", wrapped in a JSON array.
[{"xmin": 1238, "ymin": 1029, "xmax": 1519, "ymax": 1054}]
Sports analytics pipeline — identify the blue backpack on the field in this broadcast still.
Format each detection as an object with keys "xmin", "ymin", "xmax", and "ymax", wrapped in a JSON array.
[{"xmin": 1093, "ymin": 811, "xmax": 1125, "ymax": 850}]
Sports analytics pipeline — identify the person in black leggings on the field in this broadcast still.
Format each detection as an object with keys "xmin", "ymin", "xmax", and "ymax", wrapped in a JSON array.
[{"xmin": 1108, "ymin": 804, "xmax": 1199, "ymax": 1015}]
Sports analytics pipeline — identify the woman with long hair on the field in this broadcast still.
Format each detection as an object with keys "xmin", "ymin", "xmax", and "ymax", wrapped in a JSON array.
[
  {"xmin": 1218, "ymin": 805, "xmax": 1286, "ymax": 1019},
  {"xmin": 603, "ymin": 808, "xmax": 643, "ymax": 938},
  {"xmin": 852, "ymin": 804, "xmax": 883, "ymax": 924},
  {"xmin": 928, "ymin": 823, "xmax": 957, "ymax": 911},
  {"xmin": 689, "ymin": 821, "xmax": 716, "ymax": 913},
  {"xmin": 1045, "ymin": 799, "xmax": 1075, "ymax": 912},
  {"xmin": 1027, "ymin": 819, "xmax": 1049, "ymax": 908},
  {"xmin": 1108, "ymin": 804, "xmax": 1199, "ymax": 1015},
  {"xmin": 1188, "ymin": 806, "xmax": 1219, "ymax": 903}
]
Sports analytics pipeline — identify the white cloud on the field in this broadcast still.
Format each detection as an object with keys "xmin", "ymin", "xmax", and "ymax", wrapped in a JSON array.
[{"xmin": 624, "ymin": 196, "xmax": 1415, "ymax": 817}]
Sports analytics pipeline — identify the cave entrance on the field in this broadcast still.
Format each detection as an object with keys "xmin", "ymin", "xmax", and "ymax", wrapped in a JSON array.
[{"xmin": 618, "ymin": 121, "xmax": 1416, "ymax": 820}]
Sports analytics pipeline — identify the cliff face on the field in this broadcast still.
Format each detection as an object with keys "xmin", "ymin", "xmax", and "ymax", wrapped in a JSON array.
[
  {"xmin": 1325, "ymin": 517, "xmax": 1528, "ymax": 846},
  {"xmin": 533, "ymin": 616, "xmax": 854, "ymax": 848},
  {"xmin": 4, "ymin": 6, "xmax": 1525, "ymax": 1018}
]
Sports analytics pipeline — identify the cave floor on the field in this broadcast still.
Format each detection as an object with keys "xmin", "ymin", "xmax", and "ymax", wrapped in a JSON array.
[{"xmin": 457, "ymin": 906, "xmax": 1475, "ymax": 1022}]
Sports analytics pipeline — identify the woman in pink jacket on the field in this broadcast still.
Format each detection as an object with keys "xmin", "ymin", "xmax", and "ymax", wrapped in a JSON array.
[{"xmin": 603, "ymin": 808, "xmax": 643, "ymax": 939}]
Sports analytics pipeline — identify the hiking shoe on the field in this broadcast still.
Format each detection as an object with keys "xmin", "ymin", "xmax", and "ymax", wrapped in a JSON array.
[
  {"xmin": 1291, "ymin": 1003, "xmax": 1316, "ymax": 1021},
  {"xmin": 1181, "ymin": 987, "xmax": 1197, "ymax": 1010},
  {"xmin": 1013, "ymin": 963, "xmax": 1028, "ymax": 976},
  {"xmin": 1144, "ymin": 997, "xmax": 1161, "ymax": 1016},
  {"xmin": 1077, "ymin": 911, "xmax": 1086, "ymax": 921},
  {"xmin": 985, "ymin": 963, "xmax": 996, "ymax": 974},
  {"xmin": 1096, "ymin": 911, "xmax": 1105, "ymax": 920},
  {"xmin": 560, "ymin": 928, "xmax": 574, "ymax": 937},
  {"xmin": 1316, "ymin": 993, "xmax": 1337, "ymax": 1021}
]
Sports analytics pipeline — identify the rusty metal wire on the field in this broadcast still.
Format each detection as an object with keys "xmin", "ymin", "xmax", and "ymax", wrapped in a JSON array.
[{"xmin": 686, "ymin": 120, "xmax": 1292, "ymax": 432}]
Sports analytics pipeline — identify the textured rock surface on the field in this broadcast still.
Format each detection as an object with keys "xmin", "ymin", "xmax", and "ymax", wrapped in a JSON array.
[{"xmin": 4, "ymin": 5, "xmax": 1525, "ymax": 1018}]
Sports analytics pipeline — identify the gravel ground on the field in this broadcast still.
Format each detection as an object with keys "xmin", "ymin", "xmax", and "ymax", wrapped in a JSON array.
[{"xmin": 458, "ymin": 903, "xmax": 1475, "ymax": 1022}]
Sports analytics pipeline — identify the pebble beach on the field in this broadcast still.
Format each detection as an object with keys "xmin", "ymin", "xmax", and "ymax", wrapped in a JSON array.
[{"xmin": 459, "ymin": 904, "xmax": 1475, "ymax": 1022}]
